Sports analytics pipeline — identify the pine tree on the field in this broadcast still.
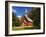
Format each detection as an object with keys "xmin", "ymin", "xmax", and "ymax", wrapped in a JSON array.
[
  {"xmin": 27, "ymin": 8, "xmax": 40, "ymax": 29},
  {"xmin": 12, "ymin": 12, "xmax": 22, "ymax": 27}
]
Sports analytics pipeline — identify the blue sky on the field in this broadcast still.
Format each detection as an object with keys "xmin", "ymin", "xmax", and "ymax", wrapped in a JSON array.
[{"xmin": 12, "ymin": 6, "xmax": 32, "ymax": 17}]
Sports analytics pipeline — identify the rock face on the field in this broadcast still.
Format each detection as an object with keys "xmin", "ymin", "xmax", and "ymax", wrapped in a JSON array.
[{"xmin": 20, "ymin": 14, "xmax": 33, "ymax": 27}]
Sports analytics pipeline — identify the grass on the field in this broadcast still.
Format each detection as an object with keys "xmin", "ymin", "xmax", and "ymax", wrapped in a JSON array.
[{"xmin": 12, "ymin": 25, "xmax": 40, "ymax": 31}]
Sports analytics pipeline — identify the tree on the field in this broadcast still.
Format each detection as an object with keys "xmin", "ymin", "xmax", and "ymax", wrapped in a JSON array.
[
  {"xmin": 12, "ymin": 12, "xmax": 22, "ymax": 27},
  {"xmin": 27, "ymin": 8, "xmax": 40, "ymax": 29},
  {"xmin": 12, "ymin": 12, "xmax": 16, "ymax": 26}
]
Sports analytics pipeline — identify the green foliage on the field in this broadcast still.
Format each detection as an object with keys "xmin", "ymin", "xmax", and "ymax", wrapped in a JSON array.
[
  {"xmin": 31, "ymin": 8, "xmax": 40, "ymax": 29},
  {"xmin": 12, "ymin": 12, "xmax": 21, "ymax": 27},
  {"xmin": 28, "ymin": 8, "xmax": 40, "ymax": 29}
]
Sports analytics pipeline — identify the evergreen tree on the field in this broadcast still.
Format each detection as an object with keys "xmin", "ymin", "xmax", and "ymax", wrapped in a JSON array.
[
  {"xmin": 12, "ymin": 12, "xmax": 21, "ymax": 27},
  {"xmin": 27, "ymin": 8, "xmax": 40, "ymax": 29}
]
